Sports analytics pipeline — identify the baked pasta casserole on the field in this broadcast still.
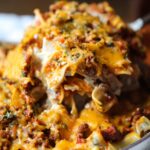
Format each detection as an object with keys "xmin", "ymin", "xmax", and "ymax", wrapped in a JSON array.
[{"xmin": 0, "ymin": 1, "xmax": 150, "ymax": 150}]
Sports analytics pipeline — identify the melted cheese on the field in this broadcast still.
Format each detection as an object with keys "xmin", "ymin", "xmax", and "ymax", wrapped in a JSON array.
[
  {"xmin": 96, "ymin": 46, "xmax": 132, "ymax": 74},
  {"xmin": 3, "ymin": 48, "xmax": 25, "ymax": 81},
  {"xmin": 70, "ymin": 108, "xmax": 111, "ymax": 142},
  {"xmin": 53, "ymin": 140, "xmax": 74, "ymax": 150},
  {"xmin": 77, "ymin": 108, "xmax": 110, "ymax": 129},
  {"xmin": 38, "ymin": 104, "xmax": 74, "ymax": 139}
]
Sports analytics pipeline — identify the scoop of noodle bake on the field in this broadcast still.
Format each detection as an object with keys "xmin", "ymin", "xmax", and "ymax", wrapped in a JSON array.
[{"xmin": 0, "ymin": 1, "xmax": 150, "ymax": 150}]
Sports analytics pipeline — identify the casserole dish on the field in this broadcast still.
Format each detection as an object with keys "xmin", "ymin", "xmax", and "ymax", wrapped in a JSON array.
[{"xmin": 0, "ymin": 1, "xmax": 150, "ymax": 150}]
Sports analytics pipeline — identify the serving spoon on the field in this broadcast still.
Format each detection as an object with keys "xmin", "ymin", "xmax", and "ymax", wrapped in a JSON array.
[{"xmin": 129, "ymin": 14, "xmax": 150, "ymax": 31}]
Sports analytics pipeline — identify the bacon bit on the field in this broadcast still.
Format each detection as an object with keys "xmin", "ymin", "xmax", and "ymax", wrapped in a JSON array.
[
  {"xmin": 35, "ymin": 119, "xmax": 46, "ymax": 126},
  {"xmin": 78, "ymin": 123, "xmax": 90, "ymax": 134},
  {"xmin": 116, "ymin": 40, "xmax": 127, "ymax": 54},
  {"xmin": 76, "ymin": 123, "xmax": 91, "ymax": 143},
  {"xmin": 77, "ymin": 134, "xmax": 86, "ymax": 144},
  {"xmin": 24, "ymin": 109, "xmax": 32, "ymax": 118},
  {"xmin": 101, "ymin": 126, "xmax": 122, "ymax": 142},
  {"xmin": 85, "ymin": 66, "xmax": 97, "ymax": 77},
  {"xmin": 49, "ymin": 135, "xmax": 57, "ymax": 147},
  {"xmin": 10, "ymin": 125, "xmax": 17, "ymax": 139},
  {"xmin": 0, "ymin": 130, "xmax": 12, "ymax": 149}
]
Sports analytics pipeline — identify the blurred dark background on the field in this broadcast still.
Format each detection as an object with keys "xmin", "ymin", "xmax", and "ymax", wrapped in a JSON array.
[{"xmin": 0, "ymin": 0, "xmax": 149, "ymax": 22}]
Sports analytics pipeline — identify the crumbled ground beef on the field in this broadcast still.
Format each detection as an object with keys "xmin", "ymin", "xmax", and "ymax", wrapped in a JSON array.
[
  {"xmin": 77, "ymin": 123, "xmax": 91, "ymax": 143},
  {"xmin": 101, "ymin": 126, "xmax": 123, "ymax": 142}
]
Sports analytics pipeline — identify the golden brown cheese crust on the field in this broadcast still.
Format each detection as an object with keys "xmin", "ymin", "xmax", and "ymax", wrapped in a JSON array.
[
  {"xmin": 26, "ymin": 1, "xmax": 132, "ymax": 78},
  {"xmin": 13, "ymin": 1, "xmax": 134, "ymax": 110}
]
